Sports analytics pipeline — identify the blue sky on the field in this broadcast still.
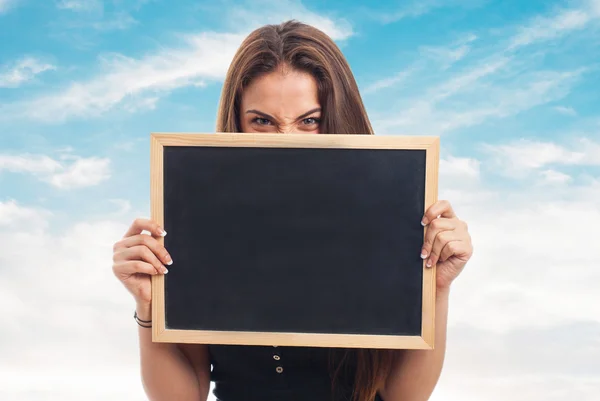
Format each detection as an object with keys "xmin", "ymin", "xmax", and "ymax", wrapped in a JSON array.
[{"xmin": 1, "ymin": 1, "xmax": 599, "ymax": 400}]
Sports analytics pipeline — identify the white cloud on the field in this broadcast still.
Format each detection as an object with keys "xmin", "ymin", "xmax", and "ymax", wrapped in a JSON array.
[
  {"xmin": 369, "ymin": 0, "xmax": 486, "ymax": 24},
  {"xmin": 0, "ymin": 0, "xmax": 17, "ymax": 14},
  {"xmin": 428, "ymin": 57, "xmax": 510, "ymax": 102},
  {"xmin": 0, "ymin": 32, "xmax": 243, "ymax": 122},
  {"xmin": 108, "ymin": 199, "xmax": 131, "ymax": 215},
  {"xmin": 0, "ymin": 200, "xmax": 52, "ymax": 230},
  {"xmin": 431, "ymin": 322, "xmax": 600, "ymax": 401},
  {"xmin": 508, "ymin": 7, "xmax": 596, "ymax": 50},
  {"xmin": 1, "ymin": 152, "xmax": 599, "ymax": 399},
  {"xmin": 0, "ymin": 57, "xmax": 56, "ymax": 88},
  {"xmin": 91, "ymin": 11, "xmax": 137, "ymax": 30},
  {"xmin": 0, "ymin": 202, "xmax": 143, "ymax": 399},
  {"xmin": 56, "ymin": 0, "xmax": 102, "ymax": 12},
  {"xmin": 482, "ymin": 137, "xmax": 600, "ymax": 173},
  {"xmin": 440, "ymin": 155, "xmax": 481, "ymax": 181},
  {"xmin": 370, "ymin": 0, "xmax": 600, "ymax": 135},
  {"xmin": 419, "ymin": 33, "xmax": 478, "ymax": 69},
  {"xmin": 0, "ymin": 153, "xmax": 111, "ymax": 189},
  {"xmin": 0, "ymin": 368, "xmax": 148, "ymax": 401},
  {"xmin": 424, "ymin": 149, "xmax": 600, "ymax": 400},
  {"xmin": 553, "ymin": 105, "xmax": 577, "ymax": 116},
  {"xmin": 365, "ymin": 32, "xmax": 479, "ymax": 95},
  {"xmin": 374, "ymin": 60, "xmax": 583, "ymax": 135},
  {"xmin": 540, "ymin": 169, "xmax": 572, "ymax": 184},
  {"xmin": 227, "ymin": 0, "xmax": 353, "ymax": 41},
  {"xmin": 55, "ymin": 1, "xmax": 139, "ymax": 31},
  {"xmin": 0, "ymin": 154, "xmax": 62, "ymax": 174},
  {"xmin": 363, "ymin": 69, "xmax": 413, "ymax": 93},
  {"xmin": 446, "ymin": 177, "xmax": 600, "ymax": 331},
  {"xmin": 47, "ymin": 157, "xmax": 111, "ymax": 189},
  {"xmin": 1, "ymin": 2, "xmax": 351, "ymax": 122}
]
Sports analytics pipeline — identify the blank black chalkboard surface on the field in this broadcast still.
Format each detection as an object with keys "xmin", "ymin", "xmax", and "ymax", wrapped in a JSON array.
[{"xmin": 150, "ymin": 132, "xmax": 439, "ymax": 350}]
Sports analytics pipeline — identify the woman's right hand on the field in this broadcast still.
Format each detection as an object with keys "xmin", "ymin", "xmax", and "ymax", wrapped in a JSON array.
[{"xmin": 112, "ymin": 218, "xmax": 173, "ymax": 306}]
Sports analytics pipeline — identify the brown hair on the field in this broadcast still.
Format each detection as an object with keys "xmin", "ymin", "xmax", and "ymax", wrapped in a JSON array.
[
  {"xmin": 216, "ymin": 20, "xmax": 374, "ymax": 135},
  {"xmin": 216, "ymin": 20, "xmax": 396, "ymax": 401}
]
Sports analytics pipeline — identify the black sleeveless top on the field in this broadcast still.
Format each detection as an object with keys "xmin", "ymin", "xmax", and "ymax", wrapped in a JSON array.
[{"xmin": 208, "ymin": 344, "xmax": 385, "ymax": 401}]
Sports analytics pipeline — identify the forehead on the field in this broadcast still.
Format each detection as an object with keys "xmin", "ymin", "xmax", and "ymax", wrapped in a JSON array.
[{"xmin": 241, "ymin": 69, "xmax": 320, "ymax": 116}]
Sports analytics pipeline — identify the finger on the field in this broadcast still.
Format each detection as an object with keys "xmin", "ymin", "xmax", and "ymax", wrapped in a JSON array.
[
  {"xmin": 113, "ymin": 260, "xmax": 164, "ymax": 277},
  {"xmin": 438, "ymin": 239, "xmax": 472, "ymax": 263},
  {"xmin": 113, "ymin": 234, "xmax": 173, "ymax": 266},
  {"xmin": 113, "ymin": 245, "xmax": 168, "ymax": 274},
  {"xmin": 123, "ymin": 217, "xmax": 166, "ymax": 239},
  {"xmin": 422, "ymin": 200, "xmax": 456, "ymax": 226},
  {"xmin": 421, "ymin": 217, "xmax": 455, "ymax": 260},
  {"xmin": 427, "ymin": 230, "xmax": 461, "ymax": 268}
]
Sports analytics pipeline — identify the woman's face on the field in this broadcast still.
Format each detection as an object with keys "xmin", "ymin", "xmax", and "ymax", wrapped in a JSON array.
[{"xmin": 240, "ymin": 68, "xmax": 321, "ymax": 134}]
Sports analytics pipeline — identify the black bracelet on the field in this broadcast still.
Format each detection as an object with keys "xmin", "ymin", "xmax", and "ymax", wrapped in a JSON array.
[
  {"xmin": 134, "ymin": 310, "xmax": 152, "ymax": 323},
  {"xmin": 134, "ymin": 310, "xmax": 152, "ymax": 328},
  {"xmin": 135, "ymin": 319, "xmax": 152, "ymax": 328}
]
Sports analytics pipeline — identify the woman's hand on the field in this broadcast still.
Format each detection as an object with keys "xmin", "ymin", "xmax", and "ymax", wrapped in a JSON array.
[
  {"xmin": 112, "ymin": 218, "xmax": 173, "ymax": 306},
  {"xmin": 420, "ymin": 200, "xmax": 473, "ymax": 290}
]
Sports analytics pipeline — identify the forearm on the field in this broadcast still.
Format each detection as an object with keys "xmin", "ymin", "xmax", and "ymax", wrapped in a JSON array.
[
  {"xmin": 382, "ymin": 286, "xmax": 451, "ymax": 401},
  {"xmin": 136, "ymin": 303, "xmax": 208, "ymax": 401}
]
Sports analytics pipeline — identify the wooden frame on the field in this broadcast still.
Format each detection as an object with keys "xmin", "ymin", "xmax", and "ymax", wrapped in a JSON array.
[{"xmin": 150, "ymin": 132, "xmax": 439, "ymax": 349}]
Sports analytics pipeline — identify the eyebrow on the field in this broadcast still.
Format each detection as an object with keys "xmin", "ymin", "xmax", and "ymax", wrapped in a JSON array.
[{"xmin": 245, "ymin": 108, "xmax": 321, "ymax": 122}]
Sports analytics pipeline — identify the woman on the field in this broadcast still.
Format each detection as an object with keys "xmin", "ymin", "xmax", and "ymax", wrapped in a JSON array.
[{"xmin": 112, "ymin": 20, "xmax": 473, "ymax": 401}]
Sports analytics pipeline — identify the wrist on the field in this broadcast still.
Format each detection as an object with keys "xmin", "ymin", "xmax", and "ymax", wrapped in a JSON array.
[
  {"xmin": 135, "ymin": 302, "xmax": 152, "ymax": 321},
  {"xmin": 436, "ymin": 285, "xmax": 451, "ymax": 300}
]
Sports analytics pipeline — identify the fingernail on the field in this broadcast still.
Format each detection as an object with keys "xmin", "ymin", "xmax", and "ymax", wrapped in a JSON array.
[
  {"xmin": 421, "ymin": 218, "xmax": 428, "ymax": 226},
  {"xmin": 426, "ymin": 259, "xmax": 432, "ymax": 268},
  {"xmin": 163, "ymin": 266, "xmax": 169, "ymax": 274},
  {"xmin": 421, "ymin": 250, "xmax": 428, "ymax": 259},
  {"xmin": 166, "ymin": 257, "xmax": 173, "ymax": 266},
  {"xmin": 159, "ymin": 228, "xmax": 167, "ymax": 237}
]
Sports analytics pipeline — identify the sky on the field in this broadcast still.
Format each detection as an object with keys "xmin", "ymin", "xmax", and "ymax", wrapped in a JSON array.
[{"xmin": 0, "ymin": 0, "xmax": 599, "ymax": 400}]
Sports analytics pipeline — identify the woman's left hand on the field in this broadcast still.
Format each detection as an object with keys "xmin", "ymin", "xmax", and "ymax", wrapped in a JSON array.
[{"xmin": 420, "ymin": 200, "xmax": 473, "ymax": 290}]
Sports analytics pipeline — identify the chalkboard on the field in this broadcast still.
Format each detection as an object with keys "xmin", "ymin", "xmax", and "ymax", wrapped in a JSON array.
[{"xmin": 150, "ymin": 133, "xmax": 439, "ymax": 350}]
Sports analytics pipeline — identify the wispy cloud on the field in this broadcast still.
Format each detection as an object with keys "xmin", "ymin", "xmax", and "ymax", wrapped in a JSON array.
[
  {"xmin": 508, "ymin": 1, "xmax": 600, "ymax": 50},
  {"xmin": 55, "ymin": 0, "xmax": 102, "ymax": 12},
  {"xmin": 0, "ymin": 57, "xmax": 56, "ymax": 88},
  {"xmin": 373, "ymin": 43, "xmax": 586, "ymax": 135},
  {"xmin": 375, "ymin": 57, "xmax": 522, "ymax": 134},
  {"xmin": 363, "ymin": 69, "xmax": 413, "ymax": 94},
  {"xmin": 553, "ymin": 105, "xmax": 577, "ymax": 116},
  {"xmin": 368, "ymin": 0, "xmax": 600, "ymax": 135},
  {"xmin": 419, "ymin": 33, "xmax": 477, "ymax": 69},
  {"xmin": 368, "ymin": 0, "xmax": 486, "ymax": 24},
  {"xmin": 54, "ymin": 0, "xmax": 139, "ymax": 32},
  {"xmin": 0, "ymin": 153, "xmax": 111, "ymax": 189},
  {"xmin": 90, "ymin": 11, "xmax": 137, "ymax": 30},
  {"xmin": 0, "ymin": 0, "xmax": 17, "ymax": 14},
  {"xmin": 228, "ymin": 0, "xmax": 353, "ymax": 41},
  {"xmin": 0, "ymin": 154, "xmax": 62, "ymax": 174},
  {"xmin": 1, "ymin": 2, "xmax": 352, "ymax": 123},
  {"xmin": 0, "ymin": 32, "xmax": 244, "ymax": 122},
  {"xmin": 480, "ymin": 137, "xmax": 600, "ymax": 181},
  {"xmin": 108, "ymin": 199, "xmax": 132, "ymax": 215},
  {"xmin": 428, "ymin": 56, "xmax": 510, "ymax": 102}
]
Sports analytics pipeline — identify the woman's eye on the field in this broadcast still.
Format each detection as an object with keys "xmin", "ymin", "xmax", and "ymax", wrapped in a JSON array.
[
  {"xmin": 302, "ymin": 117, "xmax": 320, "ymax": 125},
  {"xmin": 253, "ymin": 117, "xmax": 271, "ymax": 125}
]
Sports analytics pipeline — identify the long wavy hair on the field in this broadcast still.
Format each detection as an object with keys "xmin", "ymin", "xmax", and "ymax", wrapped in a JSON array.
[{"xmin": 216, "ymin": 20, "xmax": 397, "ymax": 401}]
